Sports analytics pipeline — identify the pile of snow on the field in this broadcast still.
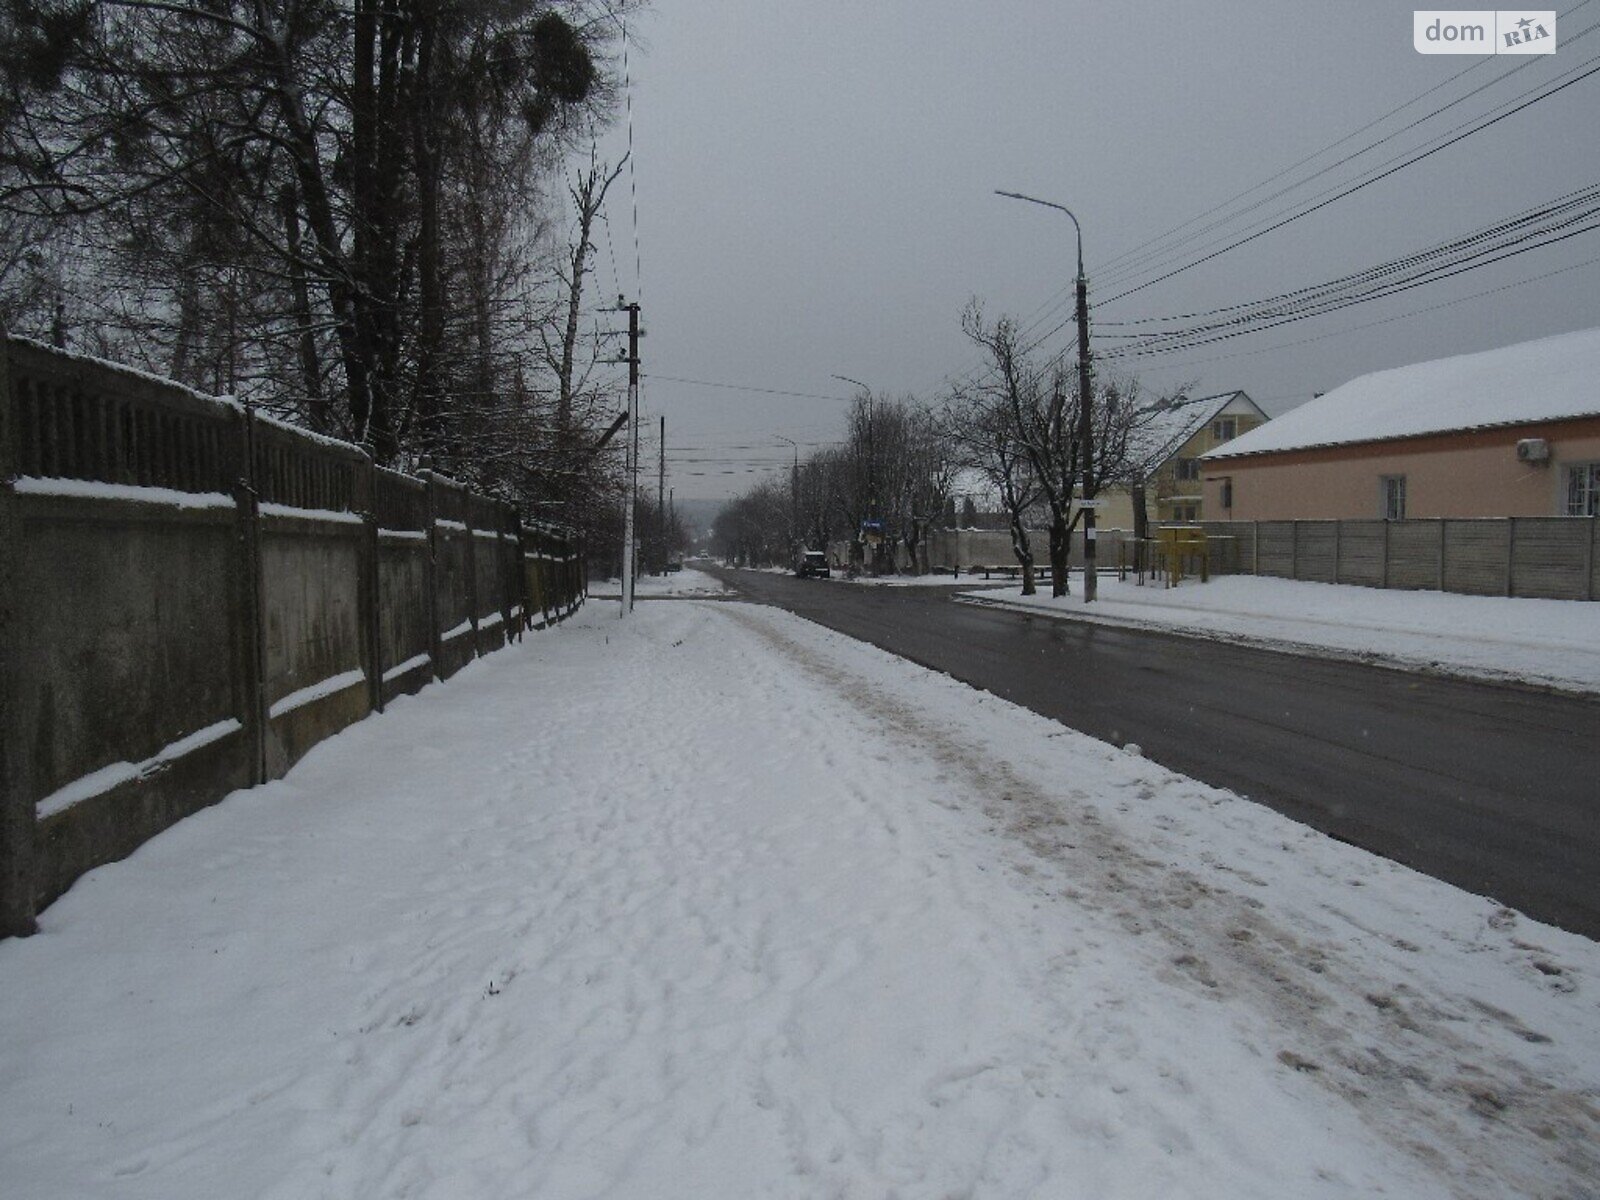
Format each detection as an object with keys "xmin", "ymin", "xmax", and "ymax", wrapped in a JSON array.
[
  {"xmin": 964, "ymin": 574, "xmax": 1600, "ymax": 693},
  {"xmin": 1206, "ymin": 326, "xmax": 1600, "ymax": 458},
  {"xmin": 1, "ymin": 602, "xmax": 1595, "ymax": 1197}
]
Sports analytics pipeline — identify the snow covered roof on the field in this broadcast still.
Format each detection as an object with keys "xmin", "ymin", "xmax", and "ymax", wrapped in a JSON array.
[
  {"xmin": 1130, "ymin": 390, "xmax": 1257, "ymax": 467},
  {"xmin": 1204, "ymin": 326, "xmax": 1600, "ymax": 460}
]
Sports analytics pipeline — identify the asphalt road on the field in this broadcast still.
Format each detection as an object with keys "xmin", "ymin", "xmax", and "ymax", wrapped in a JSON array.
[{"xmin": 704, "ymin": 566, "xmax": 1600, "ymax": 941}]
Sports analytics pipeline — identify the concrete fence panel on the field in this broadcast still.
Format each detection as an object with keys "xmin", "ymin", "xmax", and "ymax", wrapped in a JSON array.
[
  {"xmin": 1336, "ymin": 521, "xmax": 1386, "ymax": 588},
  {"xmin": 0, "ymin": 335, "xmax": 584, "ymax": 937},
  {"xmin": 373, "ymin": 468, "xmax": 433, "ymax": 704},
  {"xmin": 1203, "ymin": 517, "xmax": 1596, "ymax": 601},
  {"xmin": 1386, "ymin": 521, "xmax": 1444, "ymax": 591},
  {"xmin": 1443, "ymin": 520, "xmax": 1510, "ymax": 597},
  {"xmin": 1295, "ymin": 522, "xmax": 1338, "ymax": 583},
  {"xmin": 1511, "ymin": 518, "xmax": 1592, "ymax": 600},
  {"xmin": 1257, "ymin": 522, "xmax": 1294, "ymax": 576}
]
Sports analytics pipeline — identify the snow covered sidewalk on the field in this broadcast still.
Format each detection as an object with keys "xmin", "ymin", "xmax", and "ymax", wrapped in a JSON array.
[
  {"xmin": 961, "ymin": 574, "xmax": 1600, "ymax": 694},
  {"xmin": 1, "ymin": 602, "xmax": 1596, "ymax": 1199}
]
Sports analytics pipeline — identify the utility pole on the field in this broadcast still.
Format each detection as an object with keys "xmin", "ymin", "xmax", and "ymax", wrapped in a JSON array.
[
  {"xmin": 1075, "ymin": 256, "xmax": 1097, "ymax": 602},
  {"xmin": 777, "ymin": 435, "xmax": 798, "ymax": 554},
  {"xmin": 657, "ymin": 414, "xmax": 665, "ymax": 575},
  {"xmin": 615, "ymin": 297, "xmax": 641, "ymax": 614},
  {"xmin": 996, "ymin": 190, "xmax": 1097, "ymax": 601},
  {"xmin": 831, "ymin": 375, "xmax": 872, "ymax": 570}
]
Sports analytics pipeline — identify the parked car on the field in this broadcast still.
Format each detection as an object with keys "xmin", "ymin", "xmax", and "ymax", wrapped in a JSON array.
[{"xmin": 793, "ymin": 549, "xmax": 831, "ymax": 578}]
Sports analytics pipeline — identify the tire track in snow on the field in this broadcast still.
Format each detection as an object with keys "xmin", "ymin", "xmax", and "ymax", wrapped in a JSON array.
[{"xmin": 719, "ymin": 603, "xmax": 1600, "ymax": 1200}]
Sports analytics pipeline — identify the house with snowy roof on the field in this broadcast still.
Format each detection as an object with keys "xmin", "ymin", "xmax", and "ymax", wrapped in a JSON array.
[
  {"xmin": 1096, "ymin": 389, "xmax": 1268, "ymax": 527},
  {"xmin": 1200, "ymin": 328, "xmax": 1600, "ymax": 521}
]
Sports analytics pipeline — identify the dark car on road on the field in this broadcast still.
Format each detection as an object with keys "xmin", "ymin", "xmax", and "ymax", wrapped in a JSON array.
[{"xmin": 794, "ymin": 550, "xmax": 831, "ymax": 578}]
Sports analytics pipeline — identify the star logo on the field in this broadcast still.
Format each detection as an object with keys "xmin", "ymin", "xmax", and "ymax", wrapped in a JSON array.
[{"xmin": 1518, "ymin": 16, "xmax": 1533, "ymax": 29}]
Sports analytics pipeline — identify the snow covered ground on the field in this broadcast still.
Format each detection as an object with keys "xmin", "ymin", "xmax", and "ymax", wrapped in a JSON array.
[
  {"xmin": 2, "ymin": 601, "xmax": 1596, "ymax": 1198},
  {"xmin": 589, "ymin": 565, "xmax": 731, "ymax": 597},
  {"xmin": 962, "ymin": 574, "xmax": 1600, "ymax": 694}
]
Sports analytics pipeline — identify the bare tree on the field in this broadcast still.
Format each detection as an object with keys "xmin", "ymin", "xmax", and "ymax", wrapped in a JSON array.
[{"xmin": 943, "ymin": 373, "xmax": 1041, "ymax": 594}]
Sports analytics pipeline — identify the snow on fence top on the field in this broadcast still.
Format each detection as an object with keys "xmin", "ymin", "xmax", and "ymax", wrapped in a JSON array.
[
  {"xmin": 4, "ymin": 333, "xmax": 579, "ymax": 541},
  {"xmin": 1203, "ymin": 325, "xmax": 1600, "ymax": 459},
  {"xmin": 6, "ymin": 334, "xmax": 246, "ymax": 417}
]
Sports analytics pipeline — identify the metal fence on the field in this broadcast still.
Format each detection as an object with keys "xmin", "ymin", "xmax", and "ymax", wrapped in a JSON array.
[{"xmin": 0, "ymin": 335, "xmax": 585, "ymax": 936}]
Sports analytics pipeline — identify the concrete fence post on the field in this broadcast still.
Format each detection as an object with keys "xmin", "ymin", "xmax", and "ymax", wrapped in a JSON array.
[
  {"xmin": 1587, "ymin": 516, "xmax": 1596, "ymax": 603},
  {"xmin": 1505, "ymin": 516, "xmax": 1517, "ymax": 599},
  {"xmin": 1291, "ymin": 520, "xmax": 1301, "ymax": 580},
  {"xmin": 0, "ymin": 335, "xmax": 38, "ymax": 936},
  {"xmin": 1333, "ymin": 520, "xmax": 1343, "ymax": 585},
  {"xmin": 1252, "ymin": 521, "xmax": 1259, "ymax": 575},
  {"xmin": 1381, "ymin": 520, "xmax": 1391, "ymax": 590},
  {"xmin": 424, "ymin": 471, "xmax": 443, "ymax": 682},
  {"xmin": 463, "ymin": 490, "xmax": 479, "ymax": 657},
  {"xmin": 235, "ymin": 407, "xmax": 268, "ymax": 785},
  {"xmin": 1438, "ymin": 520, "xmax": 1447, "ymax": 591},
  {"xmin": 513, "ymin": 509, "xmax": 527, "ymax": 640},
  {"xmin": 357, "ymin": 455, "xmax": 383, "ymax": 714}
]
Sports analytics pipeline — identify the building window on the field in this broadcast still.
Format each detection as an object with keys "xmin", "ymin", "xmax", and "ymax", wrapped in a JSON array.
[
  {"xmin": 1175, "ymin": 457, "xmax": 1200, "ymax": 481},
  {"xmin": 1382, "ymin": 475, "xmax": 1406, "ymax": 520},
  {"xmin": 1568, "ymin": 462, "xmax": 1600, "ymax": 516},
  {"xmin": 1211, "ymin": 418, "xmax": 1236, "ymax": 442},
  {"xmin": 1172, "ymin": 502, "xmax": 1199, "ymax": 523},
  {"xmin": 1220, "ymin": 478, "xmax": 1233, "ymax": 510}
]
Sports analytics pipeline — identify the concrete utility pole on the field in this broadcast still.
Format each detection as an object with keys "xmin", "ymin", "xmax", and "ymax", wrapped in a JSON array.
[
  {"xmin": 996, "ymin": 190, "xmax": 1098, "ymax": 602},
  {"xmin": 776, "ymin": 435, "xmax": 798, "ymax": 552},
  {"xmin": 657, "ymin": 414, "xmax": 665, "ymax": 574},
  {"xmin": 831, "ymin": 375, "xmax": 873, "ymax": 569},
  {"xmin": 616, "ymin": 297, "xmax": 641, "ymax": 614}
]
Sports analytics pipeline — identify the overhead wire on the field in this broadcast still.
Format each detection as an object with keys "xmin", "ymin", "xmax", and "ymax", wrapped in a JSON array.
[
  {"xmin": 918, "ymin": 7, "xmax": 1595, "ymax": 395},
  {"xmin": 1094, "ymin": 4, "xmax": 1597, "ymax": 289},
  {"xmin": 1095, "ymin": 181, "xmax": 1600, "ymax": 356},
  {"xmin": 1096, "ymin": 49, "xmax": 1600, "ymax": 307}
]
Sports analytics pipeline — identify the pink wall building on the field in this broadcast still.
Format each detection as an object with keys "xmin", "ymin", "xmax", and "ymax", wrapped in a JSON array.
[{"xmin": 1202, "ymin": 328, "xmax": 1600, "ymax": 521}]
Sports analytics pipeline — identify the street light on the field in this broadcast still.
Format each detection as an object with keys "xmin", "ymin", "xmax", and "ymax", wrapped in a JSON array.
[
  {"xmin": 831, "ymin": 374, "xmax": 875, "ymax": 571},
  {"xmin": 775, "ymin": 434, "xmax": 799, "ymax": 553},
  {"xmin": 995, "ymin": 190, "xmax": 1099, "ymax": 602}
]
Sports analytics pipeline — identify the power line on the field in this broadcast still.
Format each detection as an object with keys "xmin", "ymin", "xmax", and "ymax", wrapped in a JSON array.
[
  {"xmin": 1094, "ymin": 10, "xmax": 1598, "ymax": 288},
  {"xmin": 1103, "ymin": 214, "xmax": 1600, "ymax": 360},
  {"xmin": 1099, "ymin": 54, "xmax": 1600, "ymax": 308},
  {"xmin": 643, "ymin": 373, "xmax": 853, "ymax": 402},
  {"xmin": 1124, "ymin": 251, "xmax": 1600, "ymax": 373},
  {"xmin": 1098, "ymin": 181, "xmax": 1600, "ymax": 345},
  {"xmin": 920, "ymin": 9, "xmax": 1596, "ymax": 395}
]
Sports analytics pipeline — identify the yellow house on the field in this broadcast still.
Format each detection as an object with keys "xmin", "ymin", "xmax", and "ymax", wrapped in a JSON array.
[{"xmin": 1096, "ymin": 391, "xmax": 1269, "ymax": 527}]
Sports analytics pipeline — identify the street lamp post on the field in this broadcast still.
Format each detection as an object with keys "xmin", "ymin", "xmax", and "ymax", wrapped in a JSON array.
[
  {"xmin": 995, "ymin": 190, "xmax": 1098, "ymax": 602},
  {"xmin": 776, "ymin": 434, "xmax": 799, "ymax": 554},
  {"xmin": 831, "ymin": 374, "xmax": 874, "ymax": 572}
]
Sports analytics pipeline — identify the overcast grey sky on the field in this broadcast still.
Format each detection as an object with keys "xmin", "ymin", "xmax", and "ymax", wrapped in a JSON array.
[{"xmin": 591, "ymin": 0, "xmax": 1600, "ymax": 499}]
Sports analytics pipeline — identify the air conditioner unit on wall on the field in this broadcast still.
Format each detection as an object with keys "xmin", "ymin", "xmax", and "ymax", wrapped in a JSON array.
[{"xmin": 1516, "ymin": 437, "xmax": 1551, "ymax": 463}]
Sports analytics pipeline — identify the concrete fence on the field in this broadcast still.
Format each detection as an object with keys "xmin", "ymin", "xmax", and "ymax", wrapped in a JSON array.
[
  {"xmin": 0, "ymin": 336, "xmax": 585, "ymax": 937},
  {"xmin": 894, "ymin": 518, "xmax": 1598, "ymax": 601},
  {"xmin": 1197, "ymin": 518, "xmax": 1599, "ymax": 600}
]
